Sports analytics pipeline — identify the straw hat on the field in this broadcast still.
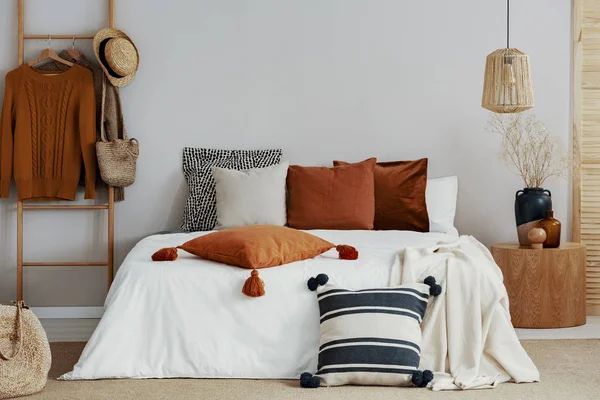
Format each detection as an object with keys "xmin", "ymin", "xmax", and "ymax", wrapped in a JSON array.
[{"xmin": 93, "ymin": 28, "xmax": 139, "ymax": 87}]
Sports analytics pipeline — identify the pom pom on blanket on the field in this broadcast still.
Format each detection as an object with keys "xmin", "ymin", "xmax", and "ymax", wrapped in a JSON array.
[
  {"xmin": 411, "ymin": 369, "xmax": 434, "ymax": 387},
  {"xmin": 424, "ymin": 276, "xmax": 442, "ymax": 297},
  {"xmin": 336, "ymin": 245, "xmax": 358, "ymax": 260},
  {"xmin": 300, "ymin": 372, "xmax": 321, "ymax": 388},
  {"xmin": 242, "ymin": 270, "xmax": 265, "ymax": 298},
  {"xmin": 151, "ymin": 247, "xmax": 178, "ymax": 261}
]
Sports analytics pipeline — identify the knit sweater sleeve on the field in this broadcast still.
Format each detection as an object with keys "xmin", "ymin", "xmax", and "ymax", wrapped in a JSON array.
[
  {"xmin": 0, "ymin": 74, "xmax": 14, "ymax": 198},
  {"xmin": 79, "ymin": 73, "xmax": 97, "ymax": 199}
]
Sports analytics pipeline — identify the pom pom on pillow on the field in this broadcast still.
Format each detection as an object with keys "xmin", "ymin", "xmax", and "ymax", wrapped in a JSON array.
[
  {"xmin": 424, "ymin": 276, "xmax": 443, "ymax": 297},
  {"xmin": 300, "ymin": 372, "xmax": 321, "ymax": 388}
]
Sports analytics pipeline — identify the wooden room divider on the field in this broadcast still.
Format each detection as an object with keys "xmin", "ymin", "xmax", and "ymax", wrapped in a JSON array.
[{"xmin": 572, "ymin": 0, "xmax": 600, "ymax": 316}]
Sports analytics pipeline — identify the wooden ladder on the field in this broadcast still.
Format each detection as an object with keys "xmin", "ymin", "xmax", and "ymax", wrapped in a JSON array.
[{"xmin": 15, "ymin": 0, "xmax": 116, "ymax": 318}]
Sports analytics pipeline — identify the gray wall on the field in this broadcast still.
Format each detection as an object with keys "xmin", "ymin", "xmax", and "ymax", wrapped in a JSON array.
[{"xmin": 0, "ymin": 0, "xmax": 572, "ymax": 305}]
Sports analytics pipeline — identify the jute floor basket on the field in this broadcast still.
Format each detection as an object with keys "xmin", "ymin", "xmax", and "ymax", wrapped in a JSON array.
[{"xmin": 0, "ymin": 301, "xmax": 51, "ymax": 399}]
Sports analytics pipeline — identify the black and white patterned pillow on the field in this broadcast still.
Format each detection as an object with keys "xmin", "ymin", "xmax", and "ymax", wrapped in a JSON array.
[
  {"xmin": 300, "ymin": 274, "xmax": 442, "ymax": 389},
  {"xmin": 181, "ymin": 148, "xmax": 283, "ymax": 231}
]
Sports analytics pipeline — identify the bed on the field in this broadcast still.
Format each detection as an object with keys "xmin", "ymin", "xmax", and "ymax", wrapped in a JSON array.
[{"xmin": 61, "ymin": 229, "xmax": 539, "ymax": 390}]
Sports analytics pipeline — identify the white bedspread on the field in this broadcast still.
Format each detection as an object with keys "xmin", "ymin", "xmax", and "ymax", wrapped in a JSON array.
[{"xmin": 61, "ymin": 230, "xmax": 538, "ymax": 389}]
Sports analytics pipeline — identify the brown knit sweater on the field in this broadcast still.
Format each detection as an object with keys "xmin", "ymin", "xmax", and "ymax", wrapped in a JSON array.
[
  {"xmin": 37, "ymin": 51, "xmax": 126, "ymax": 201},
  {"xmin": 0, "ymin": 64, "xmax": 96, "ymax": 200}
]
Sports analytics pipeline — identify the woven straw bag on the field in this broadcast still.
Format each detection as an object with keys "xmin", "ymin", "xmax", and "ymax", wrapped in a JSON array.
[
  {"xmin": 96, "ymin": 77, "xmax": 139, "ymax": 187},
  {"xmin": 96, "ymin": 136, "xmax": 139, "ymax": 187},
  {"xmin": 0, "ymin": 301, "xmax": 51, "ymax": 399}
]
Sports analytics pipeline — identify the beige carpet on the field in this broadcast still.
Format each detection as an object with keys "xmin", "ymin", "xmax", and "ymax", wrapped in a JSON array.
[{"xmin": 24, "ymin": 340, "xmax": 600, "ymax": 400}]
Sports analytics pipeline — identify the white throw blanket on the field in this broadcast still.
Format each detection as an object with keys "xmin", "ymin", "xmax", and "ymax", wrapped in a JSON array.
[{"xmin": 392, "ymin": 235, "xmax": 540, "ymax": 390}]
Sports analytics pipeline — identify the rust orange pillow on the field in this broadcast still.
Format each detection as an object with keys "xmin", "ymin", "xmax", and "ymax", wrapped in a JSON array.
[
  {"xmin": 334, "ymin": 158, "xmax": 429, "ymax": 232},
  {"xmin": 151, "ymin": 225, "xmax": 358, "ymax": 298},
  {"xmin": 178, "ymin": 225, "xmax": 335, "ymax": 269},
  {"xmin": 286, "ymin": 158, "xmax": 376, "ymax": 230}
]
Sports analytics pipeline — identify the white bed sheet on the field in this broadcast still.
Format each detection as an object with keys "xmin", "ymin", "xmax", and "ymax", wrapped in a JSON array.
[{"xmin": 61, "ymin": 230, "xmax": 457, "ymax": 380}]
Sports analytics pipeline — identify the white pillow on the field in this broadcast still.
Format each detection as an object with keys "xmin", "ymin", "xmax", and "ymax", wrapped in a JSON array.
[
  {"xmin": 212, "ymin": 162, "xmax": 289, "ymax": 229},
  {"xmin": 426, "ymin": 176, "xmax": 458, "ymax": 236}
]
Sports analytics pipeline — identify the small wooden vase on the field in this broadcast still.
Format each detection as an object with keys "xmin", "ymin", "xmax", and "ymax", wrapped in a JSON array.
[
  {"xmin": 527, "ymin": 227, "xmax": 547, "ymax": 249},
  {"xmin": 537, "ymin": 210, "xmax": 561, "ymax": 248}
]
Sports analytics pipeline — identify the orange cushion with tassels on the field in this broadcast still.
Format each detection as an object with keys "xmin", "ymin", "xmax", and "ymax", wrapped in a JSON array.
[
  {"xmin": 151, "ymin": 225, "xmax": 358, "ymax": 298},
  {"xmin": 178, "ymin": 225, "xmax": 335, "ymax": 269}
]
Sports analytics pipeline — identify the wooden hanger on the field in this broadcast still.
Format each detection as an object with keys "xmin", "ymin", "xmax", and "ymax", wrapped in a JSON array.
[
  {"xmin": 66, "ymin": 36, "xmax": 81, "ymax": 61},
  {"xmin": 28, "ymin": 35, "xmax": 74, "ymax": 67}
]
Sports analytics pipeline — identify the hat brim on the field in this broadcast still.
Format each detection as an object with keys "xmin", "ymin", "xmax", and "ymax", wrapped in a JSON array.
[{"xmin": 93, "ymin": 28, "xmax": 139, "ymax": 88}]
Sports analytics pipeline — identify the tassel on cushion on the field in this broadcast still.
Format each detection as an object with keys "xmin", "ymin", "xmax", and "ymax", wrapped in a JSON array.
[
  {"xmin": 336, "ymin": 245, "xmax": 358, "ymax": 260},
  {"xmin": 242, "ymin": 269, "xmax": 265, "ymax": 298},
  {"xmin": 307, "ymin": 274, "xmax": 329, "ymax": 291},
  {"xmin": 411, "ymin": 369, "xmax": 434, "ymax": 387},
  {"xmin": 300, "ymin": 372, "xmax": 321, "ymax": 388},
  {"xmin": 424, "ymin": 276, "xmax": 442, "ymax": 297},
  {"xmin": 152, "ymin": 247, "xmax": 179, "ymax": 261}
]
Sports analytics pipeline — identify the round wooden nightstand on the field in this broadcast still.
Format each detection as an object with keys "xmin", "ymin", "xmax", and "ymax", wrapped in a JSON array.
[{"xmin": 491, "ymin": 242, "xmax": 587, "ymax": 329}]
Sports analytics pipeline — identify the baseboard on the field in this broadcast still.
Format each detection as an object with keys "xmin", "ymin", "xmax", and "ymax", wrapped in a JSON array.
[
  {"xmin": 515, "ymin": 316, "xmax": 600, "ymax": 340},
  {"xmin": 41, "ymin": 318, "xmax": 100, "ymax": 342},
  {"xmin": 32, "ymin": 306, "xmax": 104, "ymax": 319}
]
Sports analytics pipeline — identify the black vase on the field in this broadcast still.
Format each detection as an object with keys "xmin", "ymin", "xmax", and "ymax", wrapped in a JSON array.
[{"xmin": 515, "ymin": 188, "xmax": 552, "ymax": 246}]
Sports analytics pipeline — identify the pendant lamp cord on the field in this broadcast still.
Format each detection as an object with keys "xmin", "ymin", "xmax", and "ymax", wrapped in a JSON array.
[{"xmin": 506, "ymin": 0, "xmax": 510, "ymax": 49}]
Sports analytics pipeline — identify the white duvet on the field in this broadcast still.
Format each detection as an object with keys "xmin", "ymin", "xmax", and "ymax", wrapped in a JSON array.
[{"xmin": 61, "ymin": 230, "xmax": 539, "ymax": 390}]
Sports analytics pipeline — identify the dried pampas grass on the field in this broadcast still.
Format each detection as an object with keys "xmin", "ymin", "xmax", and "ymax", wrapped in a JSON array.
[{"xmin": 486, "ymin": 112, "xmax": 572, "ymax": 188}]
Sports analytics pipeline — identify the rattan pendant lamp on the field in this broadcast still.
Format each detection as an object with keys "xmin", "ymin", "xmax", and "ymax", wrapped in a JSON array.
[{"xmin": 481, "ymin": 0, "xmax": 534, "ymax": 113}]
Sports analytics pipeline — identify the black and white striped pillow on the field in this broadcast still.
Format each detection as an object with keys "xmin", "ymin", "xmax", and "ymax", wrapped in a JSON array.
[
  {"xmin": 180, "ymin": 148, "xmax": 282, "ymax": 231},
  {"xmin": 301, "ymin": 274, "xmax": 442, "ymax": 389}
]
